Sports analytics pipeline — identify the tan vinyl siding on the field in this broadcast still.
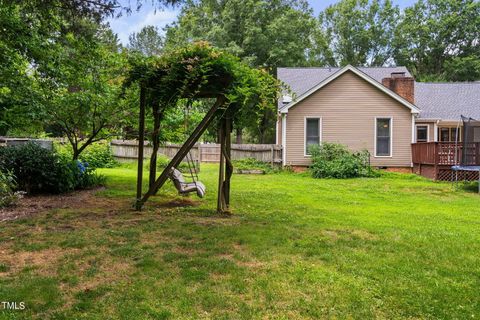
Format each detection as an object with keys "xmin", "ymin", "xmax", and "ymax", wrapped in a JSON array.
[{"xmin": 285, "ymin": 71, "xmax": 413, "ymax": 167}]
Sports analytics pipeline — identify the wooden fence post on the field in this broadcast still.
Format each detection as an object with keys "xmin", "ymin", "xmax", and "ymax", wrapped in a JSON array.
[{"xmin": 270, "ymin": 145, "xmax": 274, "ymax": 167}]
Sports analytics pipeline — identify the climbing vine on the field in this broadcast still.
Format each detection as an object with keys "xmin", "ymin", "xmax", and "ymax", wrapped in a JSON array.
[{"xmin": 124, "ymin": 41, "xmax": 281, "ymax": 119}]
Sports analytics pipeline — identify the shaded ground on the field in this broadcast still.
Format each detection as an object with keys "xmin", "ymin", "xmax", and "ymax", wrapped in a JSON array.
[
  {"xmin": 0, "ymin": 188, "xmax": 118, "ymax": 223},
  {"xmin": 1, "ymin": 164, "xmax": 479, "ymax": 319}
]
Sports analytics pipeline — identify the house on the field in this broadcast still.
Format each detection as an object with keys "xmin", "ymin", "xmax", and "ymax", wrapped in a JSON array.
[{"xmin": 276, "ymin": 65, "xmax": 480, "ymax": 179}]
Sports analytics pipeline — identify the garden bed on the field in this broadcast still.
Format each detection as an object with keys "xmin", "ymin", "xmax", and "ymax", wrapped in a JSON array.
[{"xmin": 235, "ymin": 169, "xmax": 265, "ymax": 174}]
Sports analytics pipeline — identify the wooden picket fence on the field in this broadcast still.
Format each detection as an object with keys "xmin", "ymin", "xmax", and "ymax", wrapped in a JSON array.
[{"xmin": 110, "ymin": 140, "xmax": 282, "ymax": 164}]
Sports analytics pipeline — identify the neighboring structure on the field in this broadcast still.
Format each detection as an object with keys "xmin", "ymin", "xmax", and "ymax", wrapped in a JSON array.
[
  {"xmin": 276, "ymin": 65, "xmax": 480, "ymax": 178},
  {"xmin": 0, "ymin": 137, "xmax": 53, "ymax": 150}
]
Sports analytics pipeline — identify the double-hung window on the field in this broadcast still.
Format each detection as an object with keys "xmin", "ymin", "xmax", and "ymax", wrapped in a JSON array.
[
  {"xmin": 375, "ymin": 118, "xmax": 392, "ymax": 157},
  {"xmin": 305, "ymin": 118, "xmax": 320, "ymax": 155}
]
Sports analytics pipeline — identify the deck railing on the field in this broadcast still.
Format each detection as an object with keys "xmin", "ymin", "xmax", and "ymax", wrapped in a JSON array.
[{"xmin": 412, "ymin": 142, "xmax": 480, "ymax": 166}]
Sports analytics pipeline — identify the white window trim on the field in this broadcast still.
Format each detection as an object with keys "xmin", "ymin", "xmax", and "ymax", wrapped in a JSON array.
[
  {"xmin": 304, "ymin": 116, "xmax": 322, "ymax": 157},
  {"xmin": 374, "ymin": 117, "xmax": 393, "ymax": 158},
  {"xmin": 415, "ymin": 124, "xmax": 430, "ymax": 143}
]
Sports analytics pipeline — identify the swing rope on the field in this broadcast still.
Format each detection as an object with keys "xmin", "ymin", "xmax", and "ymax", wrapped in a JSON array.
[{"xmin": 183, "ymin": 99, "xmax": 200, "ymax": 184}]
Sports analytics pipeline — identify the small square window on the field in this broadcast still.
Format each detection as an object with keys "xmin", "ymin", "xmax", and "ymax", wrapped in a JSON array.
[{"xmin": 416, "ymin": 126, "xmax": 428, "ymax": 142}]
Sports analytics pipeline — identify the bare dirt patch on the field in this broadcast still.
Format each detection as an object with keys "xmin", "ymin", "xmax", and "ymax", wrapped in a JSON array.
[
  {"xmin": 350, "ymin": 229, "xmax": 378, "ymax": 241},
  {"xmin": 154, "ymin": 197, "xmax": 202, "ymax": 208},
  {"xmin": 217, "ymin": 243, "xmax": 265, "ymax": 269},
  {"xmin": 0, "ymin": 247, "xmax": 80, "ymax": 277},
  {"xmin": 58, "ymin": 254, "xmax": 134, "ymax": 310},
  {"xmin": 0, "ymin": 188, "xmax": 123, "ymax": 223},
  {"xmin": 75, "ymin": 258, "xmax": 132, "ymax": 291}
]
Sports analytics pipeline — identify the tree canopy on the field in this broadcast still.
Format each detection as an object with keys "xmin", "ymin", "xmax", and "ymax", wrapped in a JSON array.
[
  {"xmin": 128, "ymin": 25, "xmax": 164, "ymax": 56},
  {"xmin": 0, "ymin": 0, "xmax": 479, "ymax": 148},
  {"xmin": 320, "ymin": 0, "xmax": 400, "ymax": 66},
  {"xmin": 393, "ymin": 0, "xmax": 480, "ymax": 81},
  {"xmin": 165, "ymin": 0, "xmax": 317, "ymax": 70}
]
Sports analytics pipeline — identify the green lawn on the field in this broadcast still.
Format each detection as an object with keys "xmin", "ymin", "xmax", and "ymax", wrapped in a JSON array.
[{"xmin": 1, "ymin": 164, "xmax": 480, "ymax": 319}]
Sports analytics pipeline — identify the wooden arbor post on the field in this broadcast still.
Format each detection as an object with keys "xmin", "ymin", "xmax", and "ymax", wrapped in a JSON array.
[
  {"xmin": 135, "ymin": 85, "xmax": 146, "ymax": 211},
  {"xmin": 217, "ymin": 114, "xmax": 233, "ymax": 213}
]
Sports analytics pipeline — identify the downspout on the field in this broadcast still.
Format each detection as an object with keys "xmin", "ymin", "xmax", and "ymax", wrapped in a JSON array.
[
  {"xmin": 275, "ymin": 115, "xmax": 279, "ymax": 145},
  {"xmin": 282, "ymin": 113, "xmax": 287, "ymax": 166},
  {"xmin": 411, "ymin": 114, "xmax": 416, "ymax": 144},
  {"xmin": 411, "ymin": 114, "xmax": 416, "ymax": 168}
]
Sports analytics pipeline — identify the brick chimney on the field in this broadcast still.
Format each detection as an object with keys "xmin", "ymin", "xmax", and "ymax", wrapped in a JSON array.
[{"xmin": 381, "ymin": 72, "xmax": 414, "ymax": 104}]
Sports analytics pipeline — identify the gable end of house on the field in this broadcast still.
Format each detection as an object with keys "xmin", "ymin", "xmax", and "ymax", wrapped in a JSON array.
[{"xmin": 279, "ymin": 65, "xmax": 420, "ymax": 115}]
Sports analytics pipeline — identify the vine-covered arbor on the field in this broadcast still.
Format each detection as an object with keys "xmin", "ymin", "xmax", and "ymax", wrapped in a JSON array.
[{"xmin": 125, "ymin": 42, "xmax": 279, "ymax": 213}]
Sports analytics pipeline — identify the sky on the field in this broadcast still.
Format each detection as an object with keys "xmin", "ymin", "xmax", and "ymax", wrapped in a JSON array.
[{"xmin": 108, "ymin": 0, "xmax": 416, "ymax": 45}]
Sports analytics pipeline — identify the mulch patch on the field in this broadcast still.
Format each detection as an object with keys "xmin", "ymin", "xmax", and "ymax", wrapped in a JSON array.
[{"xmin": 0, "ymin": 187, "xmax": 120, "ymax": 223}]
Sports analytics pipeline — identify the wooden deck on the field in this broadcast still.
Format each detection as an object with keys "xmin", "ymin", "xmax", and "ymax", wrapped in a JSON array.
[{"xmin": 411, "ymin": 142, "xmax": 480, "ymax": 181}]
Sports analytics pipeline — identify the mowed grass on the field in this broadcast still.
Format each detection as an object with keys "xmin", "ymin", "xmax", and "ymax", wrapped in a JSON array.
[{"xmin": 1, "ymin": 163, "xmax": 480, "ymax": 319}]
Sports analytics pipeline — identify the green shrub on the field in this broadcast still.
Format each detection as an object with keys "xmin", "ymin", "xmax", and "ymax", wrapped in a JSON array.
[
  {"xmin": 233, "ymin": 158, "xmax": 275, "ymax": 173},
  {"xmin": 0, "ymin": 142, "xmax": 105, "ymax": 194},
  {"xmin": 75, "ymin": 162, "xmax": 107, "ymax": 189},
  {"xmin": 78, "ymin": 142, "xmax": 117, "ymax": 169},
  {"xmin": 0, "ymin": 170, "xmax": 23, "ymax": 207},
  {"xmin": 54, "ymin": 141, "xmax": 73, "ymax": 160},
  {"xmin": 0, "ymin": 143, "xmax": 77, "ymax": 193},
  {"xmin": 55, "ymin": 141, "xmax": 117, "ymax": 169},
  {"xmin": 309, "ymin": 143, "xmax": 378, "ymax": 179}
]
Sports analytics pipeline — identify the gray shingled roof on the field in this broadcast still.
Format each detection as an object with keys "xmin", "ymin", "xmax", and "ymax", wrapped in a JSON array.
[
  {"xmin": 415, "ymin": 82, "xmax": 480, "ymax": 120},
  {"xmin": 278, "ymin": 67, "xmax": 480, "ymax": 120},
  {"xmin": 277, "ymin": 66, "xmax": 412, "ymax": 108}
]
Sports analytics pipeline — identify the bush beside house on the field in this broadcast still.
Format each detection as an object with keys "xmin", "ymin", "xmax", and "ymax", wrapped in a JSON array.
[{"xmin": 309, "ymin": 143, "xmax": 378, "ymax": 179}]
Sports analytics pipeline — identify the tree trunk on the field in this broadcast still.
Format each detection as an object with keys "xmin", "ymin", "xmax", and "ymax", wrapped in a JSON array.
[
  {"xmin": 69, "ymin": 124, "xmax": 105, "ymax": 160},
  {"xmin": 259, "ymin": 112, "xmax": 268, "ymax": 144},
  {"xmin": 258, "ymin": 109, "xmax": 275, "ymax": 144},
  {"xmin": 235, "ymin": 127, "xmax": 243, "ymax": 144},
  {"xmin": 72, "ymin": 147, "xmax": 80, "ymax": 160}
]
